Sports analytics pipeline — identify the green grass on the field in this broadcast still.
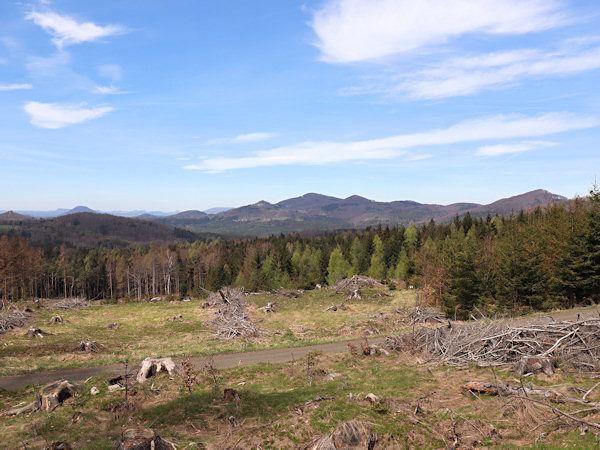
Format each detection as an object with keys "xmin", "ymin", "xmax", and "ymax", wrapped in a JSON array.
[{"xmin": 0, "ymin": 288, "xmax": 416, "ymax": 375}]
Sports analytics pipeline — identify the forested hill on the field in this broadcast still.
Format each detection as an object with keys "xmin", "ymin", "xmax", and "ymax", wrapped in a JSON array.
[
  {"xmin": 143, "ymin": 189, "xmax": 566, "ymax": 236},
  {"xmin": 0, "ymin": 212, "xmax": 212, "ymax": 248}
]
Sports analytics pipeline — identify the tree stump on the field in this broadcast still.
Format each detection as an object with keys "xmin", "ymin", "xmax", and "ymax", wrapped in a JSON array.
[
  {"xmin": 49, "ymin": 315, "xmax": 63, "ymax": 324},
  {"xmin": 223, "ymin": 388, "xmax": 241, "ymax": 402},
  {"xmin": 308, "ymin": 421, "xmax": 376, "ymax": 450},
  {"xmin": 26, "ymin": 327, "xmax": 49, "ymax": 338},
  {"xmin": 512, "ymin": 356, "xmax": 554, "ymax": 376},
  {"xmin": 39, "ymin": 380, "xmax": 80, "ymax": 411},
  {"xmin": 116, "ymin": 428, "xmax": 173, "ymax": 450},
  {"xmin": 136, "ymin": 357, "xmax": 180, "ymax": 383},
  {"xmin": 74, "ymin": 341, "xmax": 101, "ymax": 352},
  {"xmin": 258, "ymin": 302, "xmax": 276, "ymax": 313}
]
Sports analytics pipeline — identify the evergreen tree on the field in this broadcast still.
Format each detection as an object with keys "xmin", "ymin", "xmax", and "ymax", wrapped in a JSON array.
[
  {"xmin": 368, "ymin": 235, "xmax": 386, "ymax": 280},
  {"xmin": 326, "ymin": 247, "xmax": 351, "ymax": 285}
]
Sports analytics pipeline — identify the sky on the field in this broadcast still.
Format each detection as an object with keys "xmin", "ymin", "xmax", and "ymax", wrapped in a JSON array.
[{"xmin": 1, "ymin": 0, "xmax": 599, "ymax": 211}]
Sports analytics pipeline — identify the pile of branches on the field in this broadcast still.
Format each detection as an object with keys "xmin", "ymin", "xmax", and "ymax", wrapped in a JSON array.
[
  {"xmin": 330, "ymin": 275, "xmax": 384, "ymax": 290},
  {"xmin": 206, "ymin": 288, "xmax": 261, "ymax": 340},
  {"xmin": 385, "ymin": 318, "xmax": 600, "ymax": 371},
  {"xmin": 0, "ymin": 310, "xmax": 29, "ymax": 335},
  {"xmin": 409, "ymin": 307, "xmax": 448, "ymax": 324},
  {"xmin": 51, "ymin": 297, "xmax": 90, "ymax": 310}
]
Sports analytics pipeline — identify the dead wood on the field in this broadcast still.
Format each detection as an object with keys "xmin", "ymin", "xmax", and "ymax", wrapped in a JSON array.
[
  {"xmin": 0, "ymin": 310, "xmax": 29, "ymax": 334},
  {"xmin": 513, "ymin": 356, "xmax": 554, "ymax": 376},
  {"xmin": 330, "ymin": 275, "xmax": 384, "ymax": 290},
  {"xmin": 205, "ymin": 287, "xmax": 261, "ymax": 340},
  {"xmin": 293, "ymin": 396, "xmax": 335, "ymax": 414},
  {"xmin": 39, "ymin": 379, "xmax": 81, "ymax": 411},
  {"xmin": 258, "ymin": 302, "xmax": 276, "ymax": 313},
  {"xmin": 49, "ymin": 442, "xmax": 72, "ymax": 450},
  {"xmin": 346, "ymin": 289, "xmax": 362, "ymax": 300},
  {"xmin": 275, "ymin": 288, "xmax": 305, "ymax": 298},
  {"xmin": 51, "ymin": 297, "xmax": 90, "ymax": 310},
  {"xmin": 26, "ymin": 327, "xmax": 51, "ymax": 338},
  {"xmin": 386, "ymin": 318, "xmax": 600, "ymax": 371},
  {"xmin": 49, "ymin": 315, "xmax": 63, "ymax": 324},
  {"xmin": 171, "ymin": 314, "xmax": 183, "ymax": 320},
  {"xmin": 306, "ymin": 420, "xmax": 376, "ymax": 450},
  {"xmin": 107, "ymin": 322, "xmax": 120, "ymax": 329},
  {"xmin": 2, "ymin": 399, "xmax": 41, "ymax": 416},
  {"xmin": 223, "ymin": 388, "xmax": 241, "ymax": 402},
  {"xmin": 136, "ymin": 357, "xmax": 180, "ymax": 383},
  {"xmin": 116, "ymin": 428, "xmax": 174, "ymax": 450},
  {"xmin": 74, "ymin": 340, "xmax": 102, "ymax": 353}
]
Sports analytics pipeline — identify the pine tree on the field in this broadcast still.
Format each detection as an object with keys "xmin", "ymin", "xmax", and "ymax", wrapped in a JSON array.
[
  {"xmin": 326, "ymin": 247, "xmax": 351, "ymax": 285},
  {"xmin": 368, "ymin": 235, "xmax": 386, "ymax": 280}
]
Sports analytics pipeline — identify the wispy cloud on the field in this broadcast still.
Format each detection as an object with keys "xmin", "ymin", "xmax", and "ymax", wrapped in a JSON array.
[
  {"xmin": 97, "ymin": 64, "xmax": 123, "ymax": 82},
  {"xmin": 93, "ymin": 85, "xmax": 130, "ymax": 95},
  {"xmin": 311, "ymin": 0, "xmax": 566, "ymax": 63},
  {"xmin": 397, "ymin": 43, "xmax": 600, "ymax": 99},
  {"xmin": 207, "ymin": 132, "xmax": 277, "ymax": 145},
  {"xmin": 0, "ymin": 83, "xmax": 33, "ymax": 91},
  {"xmin": 26, "ymin": 10, "xmax": 125, "ymax": 48},
  {"xmin": 476, "ymin": 140, "xmax": 556, "ymax": 156},
  {"xmin": 24, "ymin": 101, "xmax": 114, "ymax": 129},
  {"xmin": 184, "ymin": 112, "xmax": 598, "ymax": 172}
]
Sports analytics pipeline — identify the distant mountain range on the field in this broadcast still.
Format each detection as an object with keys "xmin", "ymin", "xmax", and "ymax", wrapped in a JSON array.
[
  {"xmin": 1, "ymin": 206, "xmax": 232, "ymax": 218},
  {"xmin": 0, "ymin": 189, "xmax": 567, "ymax": 244}
]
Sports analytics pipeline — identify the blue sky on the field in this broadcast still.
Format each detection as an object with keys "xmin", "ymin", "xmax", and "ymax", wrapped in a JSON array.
[{"xmin": 1, "ymin": 0, "xmax": 599, "ymax": 211}]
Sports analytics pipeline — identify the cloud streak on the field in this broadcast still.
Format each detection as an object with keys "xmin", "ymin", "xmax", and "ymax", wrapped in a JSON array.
[
  {"xmin": 206, "ymin": 132, "xmax": 277, "ymax": 145},
  {"xmin": 24, "ymin": 101, "xmax": 114, "ymax": 129},
  {"xmin": 311, "ymin": 0, "xmax": 565, "ymax": 63},
  {"xmin": 184, "ymin": 112, "xmax": 598, "ymax": 172},
  {"xmin": 0, "ymin": 83, "xmax": 33, "ymax": 91},
  {"xmin": 476, "ymin": 140, "xmax": 556, "ymax": 156},
  {"xmin": 26, "ymin": 10, "xmax": 125, "ymax": 48}
]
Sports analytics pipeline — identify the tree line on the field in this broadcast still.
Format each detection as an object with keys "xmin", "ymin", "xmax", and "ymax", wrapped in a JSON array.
[{"xmin": 1, "ymin": 189, "xmax": 599, "ymax": 316}]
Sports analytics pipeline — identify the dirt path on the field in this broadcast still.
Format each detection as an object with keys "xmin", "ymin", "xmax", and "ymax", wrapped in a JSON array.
[
  {"xmin": 0, "ymin": 337, "xmax": 384, "ymax": 391},
  {"xmin": 2, "ymin": 307, "xmax": 597, "ymax": 391}
]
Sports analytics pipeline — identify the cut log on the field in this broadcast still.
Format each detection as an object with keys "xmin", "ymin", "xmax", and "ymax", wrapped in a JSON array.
[
  {"xmin": 26, "ymin": 327, "xmax": 49, "ymax": 338},
  {"xmin": 512, "ymin": 356, "xmax": 554, "ymax": 376},
  {"xmin": 462, "ymin": 380, "xmax": 594, "ymax": 405},
  {"xmin": 223, "ymin": 388, "xmax": 241, "ymax": 402},
  {"xmin": 39, "ymin": 380, "xmax": 80, "ymax": 411},
  {"xmin": 2, "ymin": 399, "xmax": 40, "ymax": 416},
  {"xmin": 116, "ymin": 428, "xmax": 173, "ymax": 450},
  {"xmin": 136, "ymin": 357, "xmax": 180, "ymax": 383}
]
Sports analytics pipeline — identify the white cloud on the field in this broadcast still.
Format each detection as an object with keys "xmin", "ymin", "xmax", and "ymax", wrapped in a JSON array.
[
  {"xmin": 476, "ymin": 140, "xmax": 556, "ymax": 156},
  {"xmin": 0, "ymin": 83, "xmax": 33, "ymax": 91},
  {"xmin": 207, "ymin": 132, "xmax": 277, "ymax": 145},
  {"xmin": 93, "ymin": 85, "xmax": 129, "ymax": 95},
  {"xmin": 23, "ymin": 101, "xmax": 114, "ymax": 129},
  {"xmin": 26, "ymin": 10, "xmax": 125, "ymax": 48},
  {"xmin": 311, "ymin": 0, "xmax": 565, "ymax": 63},
  {"xmin": 184, "ymin": 112, "xmax": 598, "ymax": 172},
  {"xmin": 399, "ymin": 44, "xmax": 600, "ymax": 99},
  {"xmin": 98, "ymin": 64, "xmax": 123, "ymax": 81}
]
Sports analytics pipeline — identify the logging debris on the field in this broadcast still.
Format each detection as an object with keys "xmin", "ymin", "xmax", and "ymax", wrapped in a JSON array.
[
  {"xmin": 49, "ymin": 315, "xmax": 63, "ymax": 324},
  {"xmin": 2, "ymin": 380, "xmax": 81, "ymax": 416},
  {"xmin": 258, "ymin": 302, "xmax": 276, "ymax": 313},
  {"xmin": 116, "ymin": 428, "xmax": 174, "ymax": 450},
  {"xmin": 323, "ymin": 303, "xmax": 349, "ymax": 312},
  {"xmin": 306, "ymin": 420, "xmax": 376, "ymax": 450},
  {"xmin": 385, "ymin": 318, "xmax": 600, "ymax": 371},
  {"xmin": 26, "ymin": 327, "xmax": 50, "ymax": 338},
  {"xmin": 51, "ymin": 297, "xmax": 90, "ymax": 310},
  {"xmin": 206, "ymin": 288, "xmax": 261, "ymax": 340},
  {"xmin": 293, "ymin": 396, "xmax": 335, "ymax": 414},
  {"xmin": 346, "ymin": 289, "xmax": 362, "ymax": 300},
  {"xmin": 275, "ymin": 288, "xmax": 305, "ymax": 298},
  {"xmin": 331, "ymin": 275, "xmax": 384, "ymax": 290},
  {"xmin": 73, "ymin": 340, "xmax": 102, "ymax": 353},
  {"xmin": 223, "ymin": 388, "xmax": 241, "ymax": 402},
  {"xmin": 0, "ymin": 310, "xmax": 29, "ymax": 334}
]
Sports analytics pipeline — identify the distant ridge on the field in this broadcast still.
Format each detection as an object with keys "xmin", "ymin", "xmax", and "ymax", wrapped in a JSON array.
[{"xmin": 0, "ymin": 211, "xmax": 33, "ymax": 222}]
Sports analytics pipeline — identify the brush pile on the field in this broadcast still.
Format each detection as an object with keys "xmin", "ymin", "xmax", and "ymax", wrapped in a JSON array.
[
  {"xmin": 385, "ymin": 318, "xmax": 600, "ymax": 371},
  {"xmin": 206, "ymin": 288, "xmax": 261, "ymax": 340},
  {"xmin": 51, "ymin": 297, "xmax": 90, "ymax": 310},
  {"xmin": 0, "ymin": 310, "xmax": 29, "ymax": 334},
  {"xmin": 331, "ymin": 275, "xmax": 384, "ymax": 290}
]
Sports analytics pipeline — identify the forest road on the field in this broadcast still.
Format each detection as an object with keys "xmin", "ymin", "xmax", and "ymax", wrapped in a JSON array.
[
  {"xmin": 1, "ymin": 307, "xmax": 597, "ymax": 391},
  {"xmin": 0, "ymin": 336, "xmax": 385, "ymax": 391}
]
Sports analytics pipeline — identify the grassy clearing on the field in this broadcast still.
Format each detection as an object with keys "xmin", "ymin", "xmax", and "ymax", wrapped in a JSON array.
[
  {"xmin": 2, "ymin": 349, "xmax": 600, "ymax": 448},
  {"xmin": 0, "ymin": 288, "xmax": 415, "ymax": 375}
]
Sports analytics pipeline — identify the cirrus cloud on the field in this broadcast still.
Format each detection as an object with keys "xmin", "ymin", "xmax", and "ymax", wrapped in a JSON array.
[
  {"xmin": 26, "ymin": 10, "xmax": 126, "ymax": 48},
  {"xmin": 23, "ymin": 101, "xmax": 114, "ymax": 129},
  {"xmin": 184, "ymin": 112, "xmax": 598, "ymax": 172},
  {"xmin": 0, "ymin": 83, "xmax": 33, "ymax": 91}
]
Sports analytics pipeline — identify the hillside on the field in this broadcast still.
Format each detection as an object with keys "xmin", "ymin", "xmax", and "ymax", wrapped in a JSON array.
[
  {"xmin": 0, "ymin": 212, "xmax": 213, "ymax": 248},
  {"xmin": 147, "ymin": 189, "xmax": 566, "ymax": 236}
]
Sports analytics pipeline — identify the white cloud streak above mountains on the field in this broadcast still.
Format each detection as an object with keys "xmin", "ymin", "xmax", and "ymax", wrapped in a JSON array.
[
  {"xmin": 24, "ymin": 102, "xmax": 114, "ymax": 129},
  {"xmin": 184, "ymin": 112, "xmax": 598, "ymax": 172},
  {"xmin": 26, "ymin": 10, "xmax": 125, "ymax": 48}
]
